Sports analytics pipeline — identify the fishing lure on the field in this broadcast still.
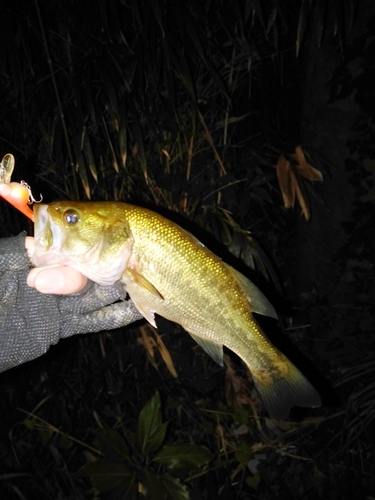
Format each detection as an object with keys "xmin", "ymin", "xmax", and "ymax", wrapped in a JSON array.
[{"xmin": 0, "ymin": 154, "xmax": 40, "ymax": 221}]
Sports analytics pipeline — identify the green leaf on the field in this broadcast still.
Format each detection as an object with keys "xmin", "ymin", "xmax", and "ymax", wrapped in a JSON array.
[
  {"xmin": 96, "ymin": 428, "xmax": 132, "ymax": 464},
  {"xmin": 363, "ymin": 158, "xmax": 375, "ymax": 173},
  {"xmin": 136, "ymin": 392, "xmax": 168, "ymax": 457},
  {"xmin": 142, "ymin": 470, "xmax": 167, "ymax": 500},
  {"xmin": 233, "ymin": 407, "xmax": 249, "ymax": 426},
  {"xmin": 235, "ymin": 442, "xmax": 254, "ymax": 463},
  {"xmin": 154, "ymin": 443, "xmax": 213, "ymax": 470},
  {"xmin": 59, "ymin": 432, "xmax": 73, "ymax": 450},
  {"xmin": 108, "ymin": 477, "xmax": 138, "ymax": 500},
  {"xmin": 39, "ymin": 428, "xmax": 53, "ymax": 445},
  {"xmin": 162, "ymin": 473, "xmax": 192, "ymax": 500},
  {"xmin": 81, "ymin": 460, "xmax": 134, "ymax": 490},
  {"xmin": 24, "ymin": 416, "xmax": 36, "ymax": 430},
  {"xmin": 246, "ymin": 473, "xmax": 261, "ymax": 490}
]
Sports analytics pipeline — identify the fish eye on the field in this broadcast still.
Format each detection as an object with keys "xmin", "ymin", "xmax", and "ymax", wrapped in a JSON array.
[{"xmin": 63, "ymin": 209, "xmax": 80, "ymax": 225}]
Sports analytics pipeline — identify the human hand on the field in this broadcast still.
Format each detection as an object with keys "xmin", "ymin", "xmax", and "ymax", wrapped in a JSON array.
[
  {"xmin": 25, "ymin": 237, "xmax": 88, "ymax": 294},
  {"xmin": 0, "ymin": 233, "xmax": 143, "ymax": 372}
]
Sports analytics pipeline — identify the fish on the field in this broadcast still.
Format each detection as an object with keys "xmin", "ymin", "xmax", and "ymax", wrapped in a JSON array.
[{"xmin": 31, "ymin": 201, "xmax": 321, "ymax": 419}]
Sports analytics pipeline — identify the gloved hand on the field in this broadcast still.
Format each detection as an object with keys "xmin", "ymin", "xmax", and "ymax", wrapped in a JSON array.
[{"xmin": 0, "ymin": 233, "xmax": 143, "ymax": 372}]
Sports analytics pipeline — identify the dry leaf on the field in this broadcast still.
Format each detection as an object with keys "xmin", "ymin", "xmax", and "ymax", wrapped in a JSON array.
[
  {"xmin": 292, "ymin": 145, "xmax": 323, "ymax": 181},
  {"xmin": 152, "ymin": 329, "xmax": 178, "ymax": 378},
  {"xmin": 138, "ymin": 326, "xmax": 178, "ymax": 378},
  {"xmin": 138, "ymin": 326, "xmax": 159, "ymax": 371},
  {"xmin": 276, "ymin": 146, "xmax": 322, "ymax": 220},
  {"xmin": 276, "ymin": 154, "xmax": 295, "ymax": 208},
  {"xmin": 291, "ymin": 168, "xmax": 310, "ymax": 221}
]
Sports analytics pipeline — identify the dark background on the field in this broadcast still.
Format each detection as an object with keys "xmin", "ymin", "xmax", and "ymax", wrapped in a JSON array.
[{"xmin": 0, "ymin": 1, "xmax": 374, "ymax": 498}]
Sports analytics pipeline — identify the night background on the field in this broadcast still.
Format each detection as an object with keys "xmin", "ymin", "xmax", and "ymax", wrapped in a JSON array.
[{"xmin": 0, "ymin": 0, "xmax": 374, "ymax": 498}]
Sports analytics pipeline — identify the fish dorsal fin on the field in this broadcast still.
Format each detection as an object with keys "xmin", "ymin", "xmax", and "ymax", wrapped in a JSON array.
[
  {"xmin": 189, "ymin": 333, "xmax": 224, "ymax": 366},
  {"xmin": 229, "ymin": 266, "xmax": 278, "ymax": 319}
]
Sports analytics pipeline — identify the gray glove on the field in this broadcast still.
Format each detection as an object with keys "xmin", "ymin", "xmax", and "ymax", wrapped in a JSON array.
[{"xmin": 0, "ymin": 233, "xmax": 143, "ymax": 372}]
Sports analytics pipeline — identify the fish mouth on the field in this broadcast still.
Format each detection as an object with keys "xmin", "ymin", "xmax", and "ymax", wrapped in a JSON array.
[
  {"xmin": 33, "ymin": 204, "xmax": 53, "ymax": 250},
  {"xmin": 33, "ymin": 204, "xmax": 49, "ymax": 242},
  {"xmin": 32, "ymin": 204, "xmax": 66, "ymax": 266}
]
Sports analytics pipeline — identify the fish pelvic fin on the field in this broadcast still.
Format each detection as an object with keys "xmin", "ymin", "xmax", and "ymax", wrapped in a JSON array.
[
  {"xmin": 228, "ymin": 266, "xmax": 278, "ymax": 319},
  {"xmin": 129, "ymin": 296, "xmax": 157, "ymax": 327},
  {"xmin": 251, "ymin": 361, "xmax": 321, "ymax": 420}
]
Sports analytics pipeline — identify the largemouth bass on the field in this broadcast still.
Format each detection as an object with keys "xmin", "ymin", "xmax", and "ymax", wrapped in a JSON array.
[{"xmin": 32, "ymin": 201, "xmax": 321, "ymax": 419}]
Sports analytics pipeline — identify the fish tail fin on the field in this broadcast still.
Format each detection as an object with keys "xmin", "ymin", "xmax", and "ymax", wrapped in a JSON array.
[{"xmin": 252, "ymin": 361, "xmax": 321, "ymax": 420}]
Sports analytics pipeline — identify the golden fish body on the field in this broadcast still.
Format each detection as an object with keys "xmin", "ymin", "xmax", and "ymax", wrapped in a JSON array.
[{"xmin": 32, "ymin": 201, "xmax": 321, "ymax": 418}]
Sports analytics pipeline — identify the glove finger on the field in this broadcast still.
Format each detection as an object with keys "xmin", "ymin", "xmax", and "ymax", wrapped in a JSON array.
[
  {"xmin": 59, "ymin": 281, "xmax": 129, "ymax": 313},
  {"xmin": 0, "ymin": 233, "xmax": 30, "ymax": 272},
  {"xmin": 61, "ymin": 300, "xmax": 143, "ymax": 337}
]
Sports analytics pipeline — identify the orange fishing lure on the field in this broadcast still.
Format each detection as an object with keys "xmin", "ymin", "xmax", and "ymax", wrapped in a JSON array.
[{"xmin": 0, "ymin": 154, "xmax": 35, "ymax": 222}]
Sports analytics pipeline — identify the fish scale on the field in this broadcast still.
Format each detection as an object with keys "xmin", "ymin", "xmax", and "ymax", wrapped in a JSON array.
[{"xmin": 32, "ymin": 201, "xmax": 321, "ymax": 419}]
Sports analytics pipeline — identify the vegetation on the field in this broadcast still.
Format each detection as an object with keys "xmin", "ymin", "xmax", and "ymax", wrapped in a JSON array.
[{"xmin": 0, "ymin": 0, "xmax": 374, "ymax": 498}]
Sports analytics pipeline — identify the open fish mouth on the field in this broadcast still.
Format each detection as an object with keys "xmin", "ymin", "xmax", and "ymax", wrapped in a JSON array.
[
  {"xmin": 32, "ymin": 204, "xmax": 66, "ymax": 266},
  {"xmin": 34, "ymin": 205, "xmax": 49, "ymax": 246}
]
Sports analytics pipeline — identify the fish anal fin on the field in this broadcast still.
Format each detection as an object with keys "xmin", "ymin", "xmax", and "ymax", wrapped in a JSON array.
[
  {"xmin": 229, "ymin": 266, "xmax": 278, "ymax": 319},
  {"xmin": 251, "ymin": 361, "xmax": 321, "ymax": 420},
  {"xmin": 189, "ymin": 333, "xmax": 224, "ymax": 367}
]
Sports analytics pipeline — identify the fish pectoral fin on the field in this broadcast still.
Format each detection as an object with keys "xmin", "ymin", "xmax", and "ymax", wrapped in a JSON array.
[
  {"xmin": 130, "ymin": 297, "xmax": 157, "ymax": 328},
  {"xmin": 124, "ymin": 268, "xmax": 164, "ymax": 300},
  {"xmin": 229, "ymin": 266, "xmax": 278, "ymax": 319},
  {"xmin": 189, "ymin": 333, "xmax": 224, "ymax": 367}
]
